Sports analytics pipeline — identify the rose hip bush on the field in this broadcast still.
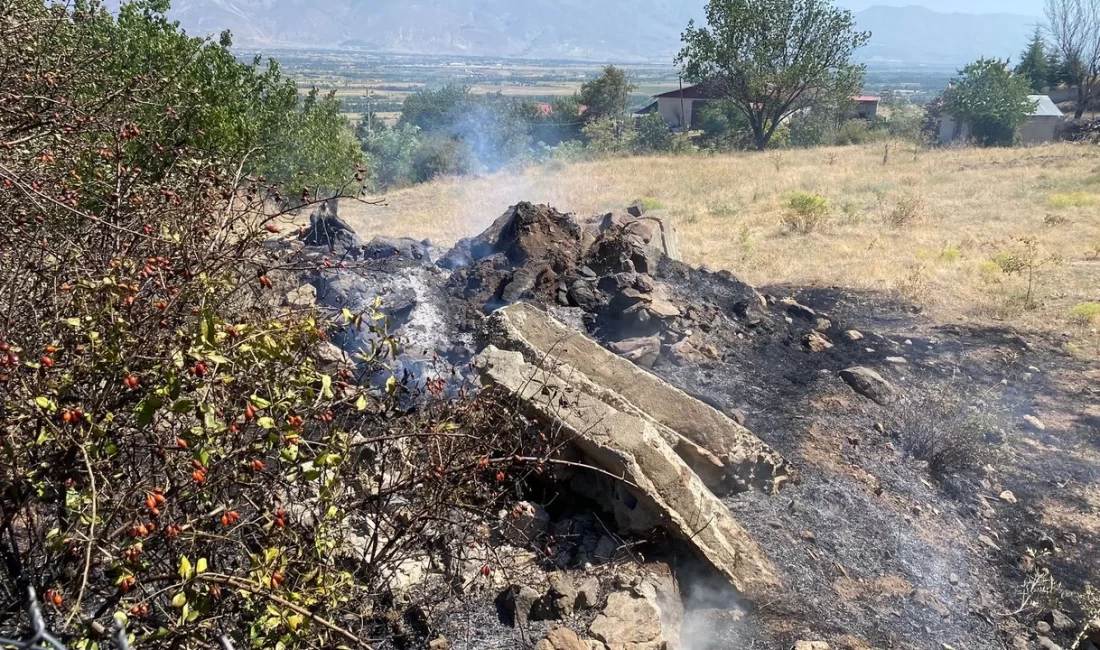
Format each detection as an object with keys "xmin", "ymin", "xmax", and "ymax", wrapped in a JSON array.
[{"xmin": 0, "ymin": 2, "xmax": 549, "ymax": 647}]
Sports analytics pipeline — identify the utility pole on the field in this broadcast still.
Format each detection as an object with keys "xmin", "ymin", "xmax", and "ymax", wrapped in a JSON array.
[{"xmin": 678, "ymin": 75, "xmax": 686, "ymax": 130}]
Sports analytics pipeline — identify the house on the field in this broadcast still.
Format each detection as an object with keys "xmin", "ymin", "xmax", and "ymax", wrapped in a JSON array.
[
  {"xmin": 851, "ymin": 95, "xmax": 880, "ymax": 119},
  {"xmin": 938, "ymin": 95, "xmax": 1064, "ymax": 145},
  {"xmin": 647, "ymin": 84, "xmax": 882, "ymax": 130}
]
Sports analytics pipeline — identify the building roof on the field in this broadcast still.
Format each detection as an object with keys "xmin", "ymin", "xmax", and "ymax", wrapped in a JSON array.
[
  {"xmin": 1028, "ymin": 95, "xmax": 1063, "ymax": 117},
  {"xmin": 653, "ymin": 83, "xmax": 719, "ymax": 99},
  {"xmin": 852, "ymin": 95, "xmax": 881, "ymax": 103}
]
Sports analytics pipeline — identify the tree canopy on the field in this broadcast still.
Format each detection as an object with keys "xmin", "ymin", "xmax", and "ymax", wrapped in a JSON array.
[
  {"xmin": 578, "ymin": 66, "xmax": 637, "ymax": 121},
  {"xmin": 1015, "ymin": 27, "xmax": 1054, "ymax": 93},
  {"xmin": 677, "ymin": 0, "xmax": 870, "ymax": 150},
  {"xmin": 944, "ymin": 58, "xmax": 1037, "ymax": 146}
]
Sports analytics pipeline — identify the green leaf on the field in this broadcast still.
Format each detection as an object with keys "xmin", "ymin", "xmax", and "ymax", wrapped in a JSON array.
[
  {"xmin": 206, "ymin": 353, "xmax": 230, "ymax": 365},
  {"xmin": 65, "ymin": 317, "xmax": 82, "ymax": 329},
  {"xmin": 250, "ymin": 395, "xmax": 272, "ymax": 409},
  {"xmin": 385, "ymin": 375, "xmax": 397, "ymax": 394},
  {"xmin": 355, "ymin": 395, "xmax": 368, "ymax": 411},
  {"xmin": 321, "ymin": 374, "xmax": 333, "ymax": 399},
  {"xmin": 170, "ymin": 399, "xmax": 195, "ymax": 414},
  {"xmin": 135, "ymin": 396, "xmax": 163, "ymax": 428},
  {"xmin": 178, "ymin": 556, "xmax": 193, "ymax": 580},
  {"xmin": 257, "ymin": 416, "xmax": 275, "ymax": 430},
  {"xmin": 35, "ymin": 396, "xmax": 57, "ymax": 412},
  {"xmin": 201, "ymin": 308, "xmax": 216, "ymax": 347},
  {"xmin": 196, "ymin": 557, "xmax": 208, "ymax": 574}
]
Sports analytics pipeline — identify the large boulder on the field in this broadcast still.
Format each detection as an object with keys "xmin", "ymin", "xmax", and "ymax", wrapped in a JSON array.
[
  {"xmin": 536, "ymin": 629, "xmax": 590, "ymax": 650},
  {"xmin": 839, "ymin": 366, "xmax": 894, "ymax": 405}
]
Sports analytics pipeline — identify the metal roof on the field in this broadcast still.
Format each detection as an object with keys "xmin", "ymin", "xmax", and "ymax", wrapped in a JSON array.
[{"xmin": 1028, "ymin": 95, "xmax": 1063, "ymax": 117}]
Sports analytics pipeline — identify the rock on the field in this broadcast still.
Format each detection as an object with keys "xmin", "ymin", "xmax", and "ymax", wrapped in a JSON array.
[
  {"xmin": 1023, "ymin": 415, "xmax": 1046, "ymax": 432},
  {"xmin": 845, "ymin": 330, "xmax": 864, "ymax": 341},
  {"xmin": 476, "ymin": 337, "xmax": 783, "ymax": 597},
  {"xmin": 301, "ymin": 200, "xmax": 361, "ymax": 252},
  {"xmin": 1010, "ymin": 636, "xmax": 1030, "ymax": 650},
  {"xmin": 792, "ymin": 643, "xmax": 831, "ymax": 650},
  {"xmin": 911, "ymin": 588, "xmax": 950, "ymax": 618},
  {"xmin": 1037, "ymin": 637, "xmax": 1062, "ymax": 650},
  {"xmin": 627, "ymin": 201, "xmax": 647, "ymax": 218},
  {"xmin": 389, "ymin": 557, "xmax": 431, "ymax": 594},
  {"xmin": 608, "ymin": 336, "xmax": 662, "ymax": 369},
  {"xmin": 978, "ymin": 534, "xmax": 1000, "ymax": 550},
  {"xmin": 429, "ymin": 636, "xmax": 449, "ymax": 650},
  {"xmin": 634, "ymin": 274, "xmax": 655, "ymax": 293},
  {"xmin": 839, "ymin": 366, "xmax": 894, "ymax": 405},
  {"xmin": 577, "ymin": 576, "xmax": 601, "ymax": 610},
  {"xmin": 813, "ymin": 318, "xmax": 833, "ymax": 332},
  {"xmin": 885, "ymin": 356, "xmax": 908, "ymax": 364},
  {"xmin": 363, "ymin": 235, "xmax": 432, "ymax": 262},
  {"xmin": 949, "ymin": 573, "xmax": 959, "ymax": 586},
  {"xmin": 782, "ymin": 298, "xmax": 817, "ymax": 321},
  {"xmin": 536, "ymin": 629, "xmax": 589, "ymax": 650},
  {"xmin": 499, "ymin": 501, "xmax": 550, "ymax": 546},
  {"xmin": 499, "ymin": 584, "xmax": 542, "ymax": 627},
  {"xmin": 594, "ymin": 535, "xmax": 619, "ymax": 561},
  {"xmin": 569, "ymin": 280, "xmax": 601, "ymax": 311},
  {"xmin": 589, "ymin": 592, "xmax": 665, "ymax": 650},
  {"xmin": 1036, "ymin": 621, "xmax": 1052, "ymax": 635},
  {"xmin": 804, "ymin": 331, "xmax": 834, "ymax": 353},
  {"xmin": 484, "ymin": 303, "xmax": 790, "ymax": 498},
  {"xmin": 549, "ymin": 572, "xmax": 578, "ymax": 618},
  {"xmin": 283, "ymin": 284, "xmax": 317, "ymax": 309},
  {"xmin": 647, "ymin": 297, "xmax": 682, "ymax": 319},
  {"xmin": 1048, "ymin": 610, "xmax": 1077, "ymax": 632},
  {"xmin": 1000, "ymin": 490, "xmax": 1018, "ymax": 504}
]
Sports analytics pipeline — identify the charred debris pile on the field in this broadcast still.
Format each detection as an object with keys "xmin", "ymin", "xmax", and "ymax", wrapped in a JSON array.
[{"xmin": 276, "ymin": 200, "xmax": 1075, "ymax": 650}]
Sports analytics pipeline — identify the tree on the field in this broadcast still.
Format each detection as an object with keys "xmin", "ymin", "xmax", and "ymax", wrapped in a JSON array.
[
  {"xmin": 634, "ymin": 113, "xmax": 679, "ymax": 153},
  {"xmin": 943, "ymin": 58, "xmax": 1037, "ymax": 146},
  {"xmin": 579, "ymin": 66, "xmax": 637, "ymax": 121},
  {"xmin": 1045, "ymin": 0, "xmax": 1100, "ymax": 118},
  {"xmin": 1016, "ymin": 27, "xmax": 1052, "ymax": 92},
  {"xmin": 677, "ymin": 0, "xmax": 870, "ymax": 150}
]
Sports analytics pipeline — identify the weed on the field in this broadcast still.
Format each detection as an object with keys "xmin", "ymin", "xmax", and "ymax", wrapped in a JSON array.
[
  {"xmin": 738, "ymin": 224, "xmax": 756, "ymax": 257},
  {"xmin": 895, "ymin": 263, "xmax": 932, "ymax": 303},
  {"xmin": 989, "ymin": 237, "xmax": 1062, "ymax": 309},
  {"xmin": 1043, "ymin": 213, "xmax": 1070, "ymax": 227},
  {"xmin": 709, "ymin": 201, "xmax": 736, "ymax": 218},
  {"xmin": 634, "ymin": 196, "xmax": 665, "ymax": 211},
  {"xmin": 1048, "ymin": 191, "xmax": 1099, "ymax": 208},
  {"xmin": 839, "ymin": 200, "xmax": 863, "ymax": 225},
  {"xmin": 884, "ymin": 193, "xmax": 925, "ymax": 227},
  {"xmin": 781, "ymin": 191, "xmax": 830, "ymax": 234},
  {"xmin": 1071, "ymin": 302, "xmax": 1100, "ymax": 325},
  {"xmin": 940, "ymin": 247, "xmax": 961, "ymax": 263}
]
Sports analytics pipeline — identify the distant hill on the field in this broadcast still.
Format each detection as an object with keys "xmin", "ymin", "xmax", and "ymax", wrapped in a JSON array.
[{"xmin": 150, "ymin": 0, "xmax": 1035, "ymax": 66}]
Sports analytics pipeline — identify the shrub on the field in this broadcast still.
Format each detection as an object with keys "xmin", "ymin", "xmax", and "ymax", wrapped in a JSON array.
[
  {"xmin": 894, "ymin": 392, "xmax": 995, "ymax": 476},
  {"xmin": 634, "ymin": 112, "xmax": 677, "ymax": 153},
  {"xmin": 940, "ymin": 247, "xmax": 962, "ymax": 263},
  {"xmin": 635, "ymin": 196, "xmax": 667, "ymax": 211},
  {"xmin": 1071, "ymin": 302, "xmax": 1100, "ymax": 325},
  {"xmin": 413, "ymin": 135, "xmax": 474, "ymax": 181},
  {"xmin": 1048, "ymin": 192, "xmax": 1099, "ymax": 208},
  {"xmin": 781, "ymin": 191, "xmax": 830, "ymax": 234},
  {"xmin": 884, "ymin": 193, "xmax": 925, "ymax": 227}
]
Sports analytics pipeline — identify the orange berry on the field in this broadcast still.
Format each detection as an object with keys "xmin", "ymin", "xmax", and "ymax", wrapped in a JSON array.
[
  {"xmin": 250, "ymin": 459, "xmax": 264, "ymax": 471},
  {"xmin": 46, "ymin": 590, "xmax": 63, "ymax": 607},
  {"xmin": 176, "ymin": 438, "xmax": 188, "ymax": 449},
  {"xmin": 191, "ymin": 470, "xmax": 205, "ymax": 484},
  {"xmin": 264, "ymin": 224, "xmax": 280, "ymax": 233},
  {"xmin": 41, "ymin": 355, "xmax": 54, "ymax": 368},
  {"xmin": 495, "ymin": 471, "xmax": 505, "ymax": 482},
  {"xmin": 44, "ymin": 345, "xmax": 58, "ymax": 354}
]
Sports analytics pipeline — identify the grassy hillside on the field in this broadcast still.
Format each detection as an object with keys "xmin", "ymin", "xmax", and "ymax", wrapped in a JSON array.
[{"xmin": 334, "ymin": 142, "xmax": 1100, "ymax": 354}]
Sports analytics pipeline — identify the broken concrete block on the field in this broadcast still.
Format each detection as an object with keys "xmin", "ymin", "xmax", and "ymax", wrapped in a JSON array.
[{"xmin": 475, "ymin": 344, "xmax": 782, "ymax": 598}]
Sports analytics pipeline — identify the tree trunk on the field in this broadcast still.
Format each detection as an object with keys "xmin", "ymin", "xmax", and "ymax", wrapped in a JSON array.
[{"xmin": 1076, "ymin": 83, "xmax": 1086, "ymax": 119}]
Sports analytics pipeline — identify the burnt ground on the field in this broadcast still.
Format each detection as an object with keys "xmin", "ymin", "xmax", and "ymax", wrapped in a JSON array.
[{"xmin": 294, "ymin": 202, "xmax": 1100, "ymax": 650}]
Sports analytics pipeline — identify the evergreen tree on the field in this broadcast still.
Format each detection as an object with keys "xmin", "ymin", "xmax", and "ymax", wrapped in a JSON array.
[{"xmin": 1015, "ymin": 27, "xmax": 1050, "ymax": 93}]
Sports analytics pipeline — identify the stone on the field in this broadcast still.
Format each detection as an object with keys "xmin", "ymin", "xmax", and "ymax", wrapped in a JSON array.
[
  {"xmin": 1010, "ymin": 637, "xmax": 1030, "ymax": 650},
  {"xmin": 594, "ymin": 535, "xmax": 619, "ymax": 561},
  {"xmin": 792, "ymin": 643, "xmax": 831, "ymax": 650},
  {"xmin": 429, "ymin": 636, "xmax": 449, "ymax": 650},
  {"xmin": 499, "ymin": 584, "xmax": 542, "ymax": 627},
  {"xmin": 634, "ymin": 274, "xmax": 655, "ymax": 293},
  {"xmin": 1037, "ymin": 637, "xmax": 1063, "ymax": 650},
  {"xmin": 804, "ymin": 331, "xmax": 834, "ymax": 353},
  {"xmin": 839, "ymin": 366, "xmax": 894, "ymax": 405},
  {"xmin": 389, "ymin": 556, "xmax": 431, "ymax": 594},
  {"xmin": 589, "ymin": 592, "xmax": 665, "ymax": 650},
  {"xmin": 283, "ymin": 284, "xmax": 317, "ymax": 309},
  {"xmin": 627, "ymin": 201, "xmax": 647, "ymax": 218},
  {"xmin": 476, "ymin": 340, "xmax": 783, "ymax": 597},
  {"xmin": 1023, "ymin": 415, "xmax": 1046, "ymax": 432},
  {"xmin": 1048, "ymin": 610, "xmax": 1077, "ymax": 632},
  {"xmin": 1036, "ymin": 621, "xmax": 1052, "ymax": 635},
  {"xmin": 363, "ymin": 235, "xmax": 432, "ymax": 262},
  {"xmin": 536, "ymin": 628, "xmax": 589, "ymax": 650},
  {"xmin": 949, "ymin": 573, "xmax": 959, "ymax": 586},
  {"xmin": 813, "ymin": 318, "xmax": 833, "ymax": 332},
  {"xmin": 978, "ymin": 534, "xmax": 1000, "ymax": 550},
  {"xmin": 845, "ymin": 330, "xmax": 864, "ymax": 341},
  {"xmin": 1000, "ymin": 490, "xmax": 1018, "ymax": 504},
  {"xmin": 569, "ymin": 280, "xmax": 600, "ymax": 311},
  {"xmin": 499, "ymin": 501, "xmax": 550, "ymax": 546},
  {"xmin": 549, "ymin": 572, "xmax": 579, "ymax": 618},
  {"xmin": 782, "ymin": 298, "xmax": 816, "ymax": 321},
  {"xmin": 646, "ymin": 297, "xmax": 682, "ymax": 319},
  {"xmin": 577, "ymin": 576, "xmax": 601, "ymax": 610},
  {"xmin": 484, "ymin": 303, "xmax": 790, "ymax": 497},
  {"xmin": 885, "ymin": 356, "xmax": 908, "ymax": 364},
  {"xmin": 607, "ymin": 336, "xmax": 662, "ymax": 369}
]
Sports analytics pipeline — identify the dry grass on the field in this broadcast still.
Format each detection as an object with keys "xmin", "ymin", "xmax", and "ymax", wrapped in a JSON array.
[{"xmin": 334, "ymin": 142, "xmax": 1100, "ymax": 351}]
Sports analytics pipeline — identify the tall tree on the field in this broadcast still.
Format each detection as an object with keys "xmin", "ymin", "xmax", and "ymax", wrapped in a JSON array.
[
  {"xmin": 1016, "ymin": 27, "xmax": 1052, "ymax": 92},
  {"xmin": 579, "ymin": 65, "xmax": 637, "ymax": 120},
  {"xmin": 944, "ymin": 58, "xmax": 1037, "ymax": 146},
  {"xmin": 1044, "ymin": 0, "xmax": 1100, "ymax": 118},
  {"xmin": 677, "ymin": 0, "xmax": 870, "ymax": 150}
]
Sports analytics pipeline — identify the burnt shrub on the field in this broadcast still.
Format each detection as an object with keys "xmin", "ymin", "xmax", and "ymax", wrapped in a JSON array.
[{"xmin": 894, "ymin": 392, "xmax": 996, "ymax": 476}]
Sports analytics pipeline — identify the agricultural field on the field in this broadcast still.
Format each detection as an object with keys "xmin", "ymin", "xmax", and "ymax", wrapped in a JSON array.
[{"xmin": 330, "ymin": 142, "xmax": 1100, "ymax": 355}]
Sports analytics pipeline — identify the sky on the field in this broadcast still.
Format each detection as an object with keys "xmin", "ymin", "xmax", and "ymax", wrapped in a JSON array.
[{"xmin": 836, "ymin": 0, "xmax": 1043, "ymax": 14}]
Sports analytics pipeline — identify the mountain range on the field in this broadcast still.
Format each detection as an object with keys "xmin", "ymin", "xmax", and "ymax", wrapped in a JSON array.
[{"xmin": 157, "ymin": 0, "xmax": 1039, "ymax": 66}]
